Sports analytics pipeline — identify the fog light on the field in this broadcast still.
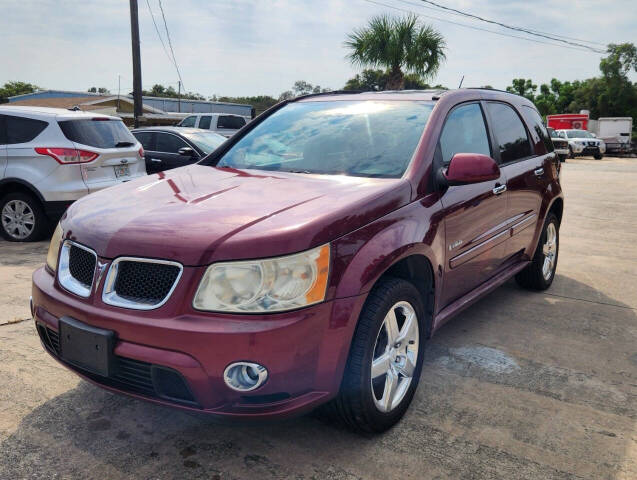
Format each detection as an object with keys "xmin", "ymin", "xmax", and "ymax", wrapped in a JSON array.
[{"xmin": 223, "ymin": 362, "xmax": 268, "ymax": 392}]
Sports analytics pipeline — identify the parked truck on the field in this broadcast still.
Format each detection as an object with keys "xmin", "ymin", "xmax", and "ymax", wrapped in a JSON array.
[
  {"xmin": 547, "ymin": 113, "xmax": 589, "ymax": 131},
  {"xmin": 587, "ymin": 117, "xmax": 633, "ymax": 154}
]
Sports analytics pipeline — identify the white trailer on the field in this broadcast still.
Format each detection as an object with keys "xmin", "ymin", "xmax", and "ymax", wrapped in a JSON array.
[{"xmin": 588, "ymin": 117, "xmax": 633, "ymax": 154}]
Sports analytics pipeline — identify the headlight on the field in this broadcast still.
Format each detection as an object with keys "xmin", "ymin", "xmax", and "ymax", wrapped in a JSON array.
[
  {"xmin": 46, "ymin": 223, "xmax": 63, "ymax": 271},
  {"xmin": 193, "ymin": 244, "xmax": 330, "ymax": 313}
]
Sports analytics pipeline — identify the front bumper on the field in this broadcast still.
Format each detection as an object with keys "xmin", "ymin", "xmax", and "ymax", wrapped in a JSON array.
[{"xmin": 32, "ymin": 266, "xmax": 366, "ymax": 418}]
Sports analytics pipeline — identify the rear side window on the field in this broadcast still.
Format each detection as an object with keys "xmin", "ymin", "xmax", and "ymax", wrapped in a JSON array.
[
  {"xmin": 155, "ymin": 133, "xmax": 188, "ymax": 153},
  {"xmin": 217, "ymin": 115, "xmax": 245, "ymax": 129},
  {"xmin": 521, "ymin": 106, "xmax": 553, "ymax": 154},
  {"xmin": 180, "ymin": 116, "xmax": 197, "ymax": 127},
  {"xmin": 59, "ymin": 119, "xmax": 137, "ymax": 149},
  {"xmin": 5, "ymin": 115, "xmax": 48, "ymax": 144},
  {"xmin": 198, "ymin": 115, "xmax": 212, "ymax": 129},
  {"xmin": 439, "ymin": 103, "xmax": 491, "ymax": 165},
  {"xmin": 132, "ymin": 131, "xmax": 154, "ymax": 150},
  {"xmin": 486, "ymin": 103, "xmax": 532, "ymax": 163}
]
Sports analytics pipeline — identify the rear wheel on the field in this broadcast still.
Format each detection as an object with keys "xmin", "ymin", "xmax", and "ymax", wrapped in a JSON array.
[
  {"xmin": 594, "ymin": 153, "xmax": 603, "ymax": 160},
  {"xmin": 0, "ymin": 192, "xmax": 47, "ymax": 242},
  {"xmin": 328, "ymin": 277, "xmax": 427, "ymax": 433},
  {"xmin": 568, "ymin": 146, "xmax": 575, "ymax": 159},
  {"xmin": 516, "ymin": 212, "xmax": 559, "ymax": 290}
]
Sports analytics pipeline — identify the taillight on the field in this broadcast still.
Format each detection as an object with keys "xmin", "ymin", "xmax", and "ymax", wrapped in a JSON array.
[
  {"xmin": 35, "ymin": 147, "xmax": 98, "ymax": 164},
  {"xmin": 138, "ymin": 147, "xmax": 144, "ymax": 158}
]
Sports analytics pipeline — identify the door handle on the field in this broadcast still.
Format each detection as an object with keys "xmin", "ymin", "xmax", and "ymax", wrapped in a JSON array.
[
  {"xmin": 151, "ymin": 158, "xmax": 162, "ymax": 163},
  {"xmin": 492, "ymin": 184, "xmax": 507, "ymax": 195},
  {"xmin": 534, "ymin": 167, "xmax": 544, "ymax": 176}
]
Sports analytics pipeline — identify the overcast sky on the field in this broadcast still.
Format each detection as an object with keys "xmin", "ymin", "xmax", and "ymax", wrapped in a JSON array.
[{"xmin": 2, "ymin": 0, "xmax": 636, "ymax": 98}]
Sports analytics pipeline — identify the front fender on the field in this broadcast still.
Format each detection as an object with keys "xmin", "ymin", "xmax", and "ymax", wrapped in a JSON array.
[{"xmin": 330, "ymin": 195, "xmax": 444, "ymax": 300}]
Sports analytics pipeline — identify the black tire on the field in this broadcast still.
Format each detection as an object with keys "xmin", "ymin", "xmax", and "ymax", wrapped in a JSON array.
[
  {"xmin": 516, "ymin": 212, "xmax": 559, "ymax": 290},
  {"xmin": 594, "ymin": 153, "xmax": 603, "ymax": 160},
  {"xmin": 558, "ymin": 154, "xmax": 566, "ymax": 163},
  {"xmin": 327, "ymin": 277, "xmax": 427, "ymax": 433},
  {"xmin": 568, "ymin": 146, "xmax": 575, "ymax": 159},
  {"xmin": 0, "ymin": 192, "xmax": 48, "ymax": 242}
]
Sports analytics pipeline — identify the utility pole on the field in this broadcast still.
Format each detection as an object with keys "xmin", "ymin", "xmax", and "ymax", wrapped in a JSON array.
[
  {"xmin": 178, "ymin": 80, "xmax": 181, "ymax": 113},
  {"xmin": 117, "ymin": 74, "xmax": 121, "ymax": 112},
  {"xmin": 129, "ymin": 0, "xmax": 143, "ymax": 127}
]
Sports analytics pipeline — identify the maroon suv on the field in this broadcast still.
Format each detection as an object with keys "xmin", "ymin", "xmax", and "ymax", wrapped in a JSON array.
[{"xmin": 32, "ymin": 89, "xmax": 563, "ymax": 432}]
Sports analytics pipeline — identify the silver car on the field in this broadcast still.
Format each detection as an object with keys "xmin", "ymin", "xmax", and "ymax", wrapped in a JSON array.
[{"xmin": 0, "ymin": 106, "xmax": 146, "ymax": 241}]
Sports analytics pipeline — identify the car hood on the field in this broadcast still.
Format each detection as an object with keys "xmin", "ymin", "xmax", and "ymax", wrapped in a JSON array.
[
  {"xmin": 61, "ymin": 165, "xmax": 412, "ymax": 265},
  {"xmin": 569, "ymin": 137, "xmax": 601, "ymax": 143}
]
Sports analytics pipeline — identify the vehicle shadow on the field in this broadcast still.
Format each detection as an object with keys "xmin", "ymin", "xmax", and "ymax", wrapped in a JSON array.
[{"xmin": 0, "ymin": 274, "xmax": 635, "ymax": 480}]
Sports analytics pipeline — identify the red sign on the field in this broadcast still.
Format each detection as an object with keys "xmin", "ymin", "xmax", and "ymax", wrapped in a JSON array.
[{"xmin": 547, "ymin": 114, "xmax": 589, "ymax": 130}]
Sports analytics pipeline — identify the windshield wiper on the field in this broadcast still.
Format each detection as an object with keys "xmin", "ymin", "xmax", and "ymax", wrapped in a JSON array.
[
  {"xmin": 115, "ymin": 141, "xmax": 135, "ymax": 148},
  {"xmin": 287, "ymin": 169, "xmax": 314, "ymax": 174}
]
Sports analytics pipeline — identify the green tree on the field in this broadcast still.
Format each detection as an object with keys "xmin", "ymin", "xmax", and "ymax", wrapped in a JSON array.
[
  {"xmin": 216, "ymin": 95, "xmax": 278, "ymax": 116},
  {"xmin": 343, "ymin": 68, "xmax": 444, "ymax": 91},
  {"xmin": 88, "ymin": 87, "xmax": 110, "ymax": 94},
  {"xmin": 0, "ymin": 81, "xmax": 40, "ymax": 103},
  {"xmin": 141, "ymin": 84, "xmax": 205, "ymax": 100},
  {"xmin": 345, "ymin": 14, "xmax": 446, "ymax": 90},
  {"xmin": 506, "ymin": 78, "xmax": 537, "ymax": 100}
]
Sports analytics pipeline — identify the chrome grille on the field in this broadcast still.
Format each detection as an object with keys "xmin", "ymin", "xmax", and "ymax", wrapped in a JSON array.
[
  {"xmin": 102, "ymin": 257, "xmax": 182, "ymax": 310},
  {"xmin": 58, "ymin": 241, "xmax": 97, "ymax": 297},
  {"xmin": 69, "ymin": 245, "xmax": 96, "ymax": 287}
]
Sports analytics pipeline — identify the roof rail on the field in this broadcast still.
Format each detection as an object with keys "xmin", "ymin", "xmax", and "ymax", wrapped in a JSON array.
[
  {"xmin": 463, "ymin": 87, "xmax": 512, "ymax": 94},
  {"xmin": 292, "ymin": 90, "xmax": 362, "ymax": 101}
]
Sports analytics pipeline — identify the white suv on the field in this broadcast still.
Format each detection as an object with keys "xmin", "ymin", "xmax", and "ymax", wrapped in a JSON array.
[
  {"xmin": 0, "ymin": 106, "xmax": 146, "ymax": 241},
  {"xmin": 176, "ymin": 113, "xmax": 248, "ymax": 137}
]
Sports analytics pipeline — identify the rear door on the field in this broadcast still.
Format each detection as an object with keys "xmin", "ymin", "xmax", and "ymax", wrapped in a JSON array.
[
  {"xmin": 485, "ymin": 102, "xmax": 551, "ymax": 262},
  {"xmin": 145, "ymin": 132, "xmax": 197, "ymax": 173},
  {"xmin": 438, "ymin": 102, "xmax": 510, "ymax": 308},
  {"xmin": 131, "ymin": 131, "xmax": 156, "ymax": 174},
  {"xmin": 57, "ymin": 117, "xmax": 144, "ymax": 193},
  {"xmin": 215, "ymin": 115, "xmax": 246, "ymax": 137}
]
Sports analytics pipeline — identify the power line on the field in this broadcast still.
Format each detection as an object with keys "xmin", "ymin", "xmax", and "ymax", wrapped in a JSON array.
[
  {"xmin": 395, "ymin": 0, "xmax": 606, "ymax": 46},
  {"xmin": 145, "ymin": 0, "xmax": 173, "ymax": 63},
  {"xmin": 361, "ymin": 0, "xmax": 604, "ymax": 54},
  {"xmin": 157, "ymin": 0, "xmax": 185, "ymax": 90},
  {"xmin": 415, "ymin": 0, "xmax": 605, "ymax": 52}
]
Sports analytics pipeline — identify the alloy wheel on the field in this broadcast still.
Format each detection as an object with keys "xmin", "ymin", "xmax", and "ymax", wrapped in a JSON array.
[
  {"xmin": 370, "ymin": 301, "xmax": 419, "ymax": 413},
  {"xmin": 542, "ymin": 222, "xmax": 557, "ymax": 280},
  {"xmin": 1, "ymin": 200, "xmax": 36, "ymax": 240}
]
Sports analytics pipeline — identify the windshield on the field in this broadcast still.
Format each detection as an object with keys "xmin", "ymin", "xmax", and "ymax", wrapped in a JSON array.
[
  {"xmin": 565, "ymin": 130, "xmax": 593, "ymax": 138},
  {"xmin": 182, "ymin": 131, "xmax": 226, "ymax": 154},
  {"xmin": 215, "ymin": 100, "xmax": 434, "ymax": 178},
  {"xmin": 548, "ymin": 127, "xmax": 559, "ymax": 138}
]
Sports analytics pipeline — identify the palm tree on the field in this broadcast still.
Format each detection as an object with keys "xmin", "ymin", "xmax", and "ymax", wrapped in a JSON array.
[{"xmin": 345, "ymin": 14, "xmax": 446, "ymax": 90}]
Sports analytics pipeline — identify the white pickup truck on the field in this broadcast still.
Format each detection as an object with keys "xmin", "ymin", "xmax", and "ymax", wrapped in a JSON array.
[{"xmin": 176, "ymin": 113, "xmax": 248, "ymax": 138}]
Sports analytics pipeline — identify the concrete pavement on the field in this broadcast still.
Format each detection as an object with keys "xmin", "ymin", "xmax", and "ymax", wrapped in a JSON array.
[{"xmin": 0, "ymin": 157, "xmax": 635, "ymax": 479}]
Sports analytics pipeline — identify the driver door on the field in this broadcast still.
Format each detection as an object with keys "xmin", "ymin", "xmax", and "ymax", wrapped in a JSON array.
[{"xmin": 438, "ymin": 102, "xmax": 510, "ymax": 308}]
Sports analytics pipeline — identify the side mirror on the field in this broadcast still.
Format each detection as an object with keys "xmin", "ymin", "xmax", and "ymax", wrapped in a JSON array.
[
  {"xmin": 178, "ymin": 147, "xmax": 196, "ymax": 157},
  {"xmin": 439, "ymin": 153, "xmax": 500, "ymax": 186}
]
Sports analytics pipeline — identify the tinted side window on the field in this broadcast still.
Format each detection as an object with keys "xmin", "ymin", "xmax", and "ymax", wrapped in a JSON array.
[
  {"xmin": 0, "ymin": 115, "xmax": 6, "ymax": 144},
  {"xmin": 132, "ymin": 131, "xmax": 154, "ymax": 150},
  {"xmin": 486, "ymin": 103, "xmax": 532, "ymax": 163},
  {"xmin": 521, "ymin": 105, "xmax": 553, "ymax": 154},
  {"xmin": 217, "ymin": 116, "xmax": 246, "ymax": 129},
  {"xmin": 6, "ymin": 115, "xmax": 48, "ymax": 144},
  {"xmin": 155, "ymin": 133, "xmax": 188, "ymax": 153},
  {"xmin": 198, "ymin": 115, "xmax": 212, "ymax": 129},
  {"xmin": 440, "ymin": 103, "xmax": 491, "ymax": 165},
  {"xmin": 180, "ymin": 116, "xmax": 197, "ymax": 127},
  {"xmin": 59, "ymin": 119, "xmax": 136, "ymax": 148}
]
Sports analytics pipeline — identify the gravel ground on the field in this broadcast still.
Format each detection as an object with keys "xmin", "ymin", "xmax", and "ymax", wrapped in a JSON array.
[{"xmin": 0, "ymin": 156, "xmax": 635, "ymax": 479}]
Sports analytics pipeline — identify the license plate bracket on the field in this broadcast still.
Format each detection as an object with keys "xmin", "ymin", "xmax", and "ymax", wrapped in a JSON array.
[
  {"xmin": 59, "ymin": 317, "xmax": 115, "ymax": 377},
  {"xmin": 114, "ymin": 164, "xmax": 130, "ymax": 178}
]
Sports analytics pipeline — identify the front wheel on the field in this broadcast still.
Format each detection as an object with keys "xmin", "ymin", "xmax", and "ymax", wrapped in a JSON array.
[
  {"xmin": 516, "ymin": 213, "xmax": 559, "ymax": 290},
  {"xmin": 594, "ymin": 153, "xmax": 603, "ymax": 160},
  {"xmin": 328, "ymin": 277, "xmax": 427, "ymax": 433}
]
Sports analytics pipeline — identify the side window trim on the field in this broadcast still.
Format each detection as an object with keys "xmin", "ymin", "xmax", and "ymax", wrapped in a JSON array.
[
  {"xmin": 0, "ymin": 115, "xmax": 6, "ymax": 145},
  {"xmin": 483, "ymin": 100, "xmax": 535, "ymax": 165},
  {"xmin": 436, "ymin": 100, "xmax": 494, "ymax": 167}
]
